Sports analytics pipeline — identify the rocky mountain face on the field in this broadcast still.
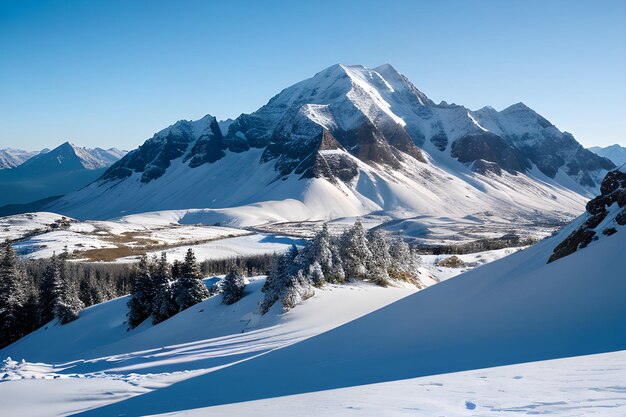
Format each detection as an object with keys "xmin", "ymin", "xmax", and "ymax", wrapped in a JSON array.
[
  {"xmin": 589, "ymin": 144, "xmax": 626, "ymax": 166},
  {"xmin": 47, "ymin": 64, "xmax": 611, "ymax": 221},
  {"xmin": 549, "ymin": 165, "xmax": 626, "ymax": 263}
]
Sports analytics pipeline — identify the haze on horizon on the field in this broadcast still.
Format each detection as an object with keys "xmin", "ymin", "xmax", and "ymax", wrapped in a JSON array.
[{"xmin": 1, "ymin": 0, "xmax": 624, "ymax": 151}]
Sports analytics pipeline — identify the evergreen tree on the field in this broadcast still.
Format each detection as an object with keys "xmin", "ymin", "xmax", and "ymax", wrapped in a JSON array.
[
  {"xmin": 304, "ymin": 224, "xmax": 334, "ymax": 277},
  {"xmin": 127, "ymin": 255, "xmax": 154, "ymax": 328},
  {"xmin": 327, "ymin": 241, "xmax": 346, "ymax": 284},
  {"xmin": 367, "ymin": 229, "xmax": 392, "ymax": 286},
  {"xmin": 388, "ymin": 237, "xmax": 416, "ymax": 279},
  {"xmin": 281, "ymin": 269, "xmax": 315, "ymax": 311},
  {"xmin": 221, "ymin": 271, "xmax": 246, "ymax": 305},
  {"xmin": 180, "ymin": 248, "xmax": 202, "ymax": 279},
  {"xmin": 171, "ymin": 259, "xmax": 183, "ymax": 279},
  {"xmin": 52, "ymin": 252, "xmax": 83, "ymax": 324},
  {"xmin": 173, "ymin": 249, "xmax": 209, "ymax": 311},
  {"xmin": 308, "ymin": 261, "xmax": 325, "ymax": 286},
  {"xmin": 38, "ymin": 253, "xmax": 58, "ymax": 325},
  {"xmin": 152, "ymin": 253, "xmax": 177, "ymax": 324},
  {"xmin": 152, "ymin": 281, "xmax": 177, "ymax": 324},
  {"xmin": 260, "ymin": 246, "xmax": 314, "ymax": 313},
  {"xmin": 0, "ymin": 241, "xmax": 27, "ymax": 345},
  {"xmin": 260, "ymin": 254, "xmax": 287, "ymax": 313},
  {"xmin": 340, "ymin": 220, "xmax": 372, "ymax": 281}
]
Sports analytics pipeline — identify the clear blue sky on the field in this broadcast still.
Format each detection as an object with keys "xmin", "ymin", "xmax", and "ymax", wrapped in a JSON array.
[{"xmin": 1, "ymin": 0, "xmax": 624, "ymax": 151}]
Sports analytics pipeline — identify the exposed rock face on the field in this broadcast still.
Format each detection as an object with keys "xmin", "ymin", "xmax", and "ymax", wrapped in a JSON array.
[
  {"xmin": 184, "ymin": 120, "xmax": 226, "ymax": 168},
  {"xmin": 102, "ymin": 116, "xmax": 221, "ymax": 183},
  {"xmin": 451, "ymin": 132, "xmax": 529, "ymax": 174},
  {"xmin": 548, "ymin": 169, "xmax": 626, "ymax": 263},
  {"xmin": 429, "ymin": 133, "xmax": 448, "ymax": 151},
  {"xmin": 263, "ymin": 129, "xmax": 359, "ymax": 183},
  {"xmin": 473, "ymin": 103, "xmax": 614, "ymax": 186},
  {"xmin": 299, "ymin": 131, "xmax": 359, "ymax": 183}
]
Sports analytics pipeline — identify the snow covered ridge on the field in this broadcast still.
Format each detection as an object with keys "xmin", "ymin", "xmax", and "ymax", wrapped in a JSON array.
[{"xmin": 548, "ymin": 167, "xmax": 626, "ymax": 262}]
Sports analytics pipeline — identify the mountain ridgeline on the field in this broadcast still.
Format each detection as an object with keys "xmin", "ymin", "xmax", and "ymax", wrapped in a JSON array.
[{"xmin": 47, "ymin": 64, "xmax": 613, "ymax": 221}]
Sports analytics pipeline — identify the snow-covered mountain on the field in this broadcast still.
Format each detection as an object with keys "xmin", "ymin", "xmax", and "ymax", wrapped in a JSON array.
[
  {"xmin": 589, "ymin": 144, "xmax": 626, "ymax": 166},
  {"xmin": 47, "ymin": 64, "xmax": 612, "ymax": 223},
  {"xmin": 0, "ymin": 142, "xmax": 126, "ymax": 207},
  {"xmin": 0, "ymin": 148, "xmax": 46, "ymax": 169}
]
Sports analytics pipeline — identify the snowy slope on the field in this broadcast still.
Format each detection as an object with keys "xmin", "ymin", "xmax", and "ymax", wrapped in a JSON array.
[
  {"xmin": 47, "ymin": 146, "xmax": 588, "ymax": 226},
  {"xmin": 0, "ymin": 280, "xmax": 420, "ymax": 417},
  {"xmin": 134, "ymin": 349, "xmax": 626, "ymax": 417},
  {"xmin": 72, "ymin": 205, "xmax": 626, "ymax": 416},
  {"xmin": 46, "ymin": 64, "xmax": 606, "ymax": 225}
]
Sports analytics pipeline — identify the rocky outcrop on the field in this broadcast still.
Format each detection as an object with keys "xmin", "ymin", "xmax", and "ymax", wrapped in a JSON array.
[
  {"xmin": 101, "ymin": 116, "xmax": 223, "ymax": 183},
  {"xmin": 184, "ymin": 118, "xmax": 226, "ymax": 167},
  {"xmin": 548, "ymin": 169, "xmax": 626, "ymax": 263},
  {"xmin": 451, "ymin": 132, "xmax": 529, "ymax": 174}
]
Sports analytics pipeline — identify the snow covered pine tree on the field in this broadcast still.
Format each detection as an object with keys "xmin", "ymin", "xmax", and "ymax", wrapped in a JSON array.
[
  {"xmin": 152, "ymin": 253, "xmax": 177, "ymax": 324},
  {"xmin": 173, "ymin": 248, "xmax": 209, "ymax": 311},
  {"xmin": 0, "ymin": 241, "xmax": 27, "ymax": 345},
  {"xmin": 51, "ymin": 249, "xmax": 83, "ymax": 324},
  {"xmin": 221, "ymin": 271, "xmax": 246, "ymax": 305}
]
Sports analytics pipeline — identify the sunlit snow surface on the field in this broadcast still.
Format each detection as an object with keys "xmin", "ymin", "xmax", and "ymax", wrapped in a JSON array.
[{"xmin": 156, "ymin": 350, "xmax": 626, "ymax": 417}]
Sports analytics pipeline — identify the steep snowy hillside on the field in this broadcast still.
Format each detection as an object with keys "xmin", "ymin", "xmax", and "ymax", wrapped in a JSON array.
[
  {"xmin": 0, "ymin": 142, "xmax": 125, "ymax": 207},
  {"xmin": 72, "ymin": 173, "xmax": 626, "ymax": 416},
  {"xmin": 590, "ymin": 144, "xmax": 626, "ymax": 166},
  {"xmin": 46, "ymin": 64, "xmax": 606, "ymax": 224}
]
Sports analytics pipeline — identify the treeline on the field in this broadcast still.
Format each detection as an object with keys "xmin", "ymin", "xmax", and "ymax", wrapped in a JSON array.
[
  {"xmin": 0, "ymin": 241, "xmax": 284, "ymax": 347},
  {"xmin": 260, "ymin": 221, "xmax": 422, "ymax": 313},
  {"xmin": 200, "ymin": 254, "xmax": 274, "ymax": 277},
  {"xmin": 126, "ymin": 249, "xmax": 249, "ymax": 328},
  {"xmin": 414, "ymin": 233, "xmax": 539, "ymax": 255},
  {"xmin": 0, "ymin": 223, "xmax": 422, "ymax": 347},
  {"xmin": 0, "ymin": 241, "xmax": 136, "ymax": 348}
]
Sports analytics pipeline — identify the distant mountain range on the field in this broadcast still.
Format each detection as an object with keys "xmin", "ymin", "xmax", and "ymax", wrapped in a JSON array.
[
  {"xmin": 0, "ymin": 148, "xmax": 48, "ymax": 169},
  {"xmin": 589, "ymin": 144, "xmax": 626, "ymax": 166},
  {"xmin": 44, "ymin": 64, "xmax": 613, "ymax": 223},
  {"xmin": 0, "ymin": 142, "xmax": 126, "ymax": 210}
]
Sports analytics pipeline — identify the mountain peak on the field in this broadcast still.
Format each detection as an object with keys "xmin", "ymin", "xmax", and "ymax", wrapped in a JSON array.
[{"xmin": 502, "ymin": 102, "xmax": 532, "ymax": 113}]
